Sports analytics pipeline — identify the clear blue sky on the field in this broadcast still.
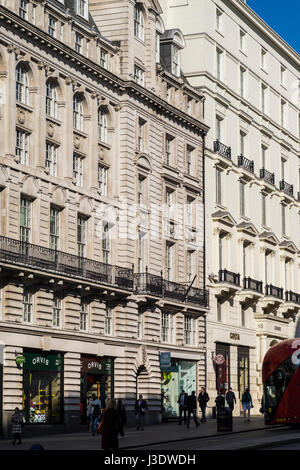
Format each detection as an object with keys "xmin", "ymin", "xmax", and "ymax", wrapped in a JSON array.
[{"xmin": 247, "ymin": 0, "xmax": 300, "ymax": 53}]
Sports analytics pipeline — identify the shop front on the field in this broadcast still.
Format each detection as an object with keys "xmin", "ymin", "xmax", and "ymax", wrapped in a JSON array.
[
  {"xmin": 21, "ymin": 350, "xmax": 64, "ymax": 425},
  {"xmin": 161, "ymin": 356, "xmax": 197, "ymax": 420},
  {"xmin": 80, "ymin": 356, "xmax": 114, "ymax": 425}
]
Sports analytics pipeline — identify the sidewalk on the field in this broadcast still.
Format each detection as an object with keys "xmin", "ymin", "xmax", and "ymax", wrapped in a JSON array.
[{"xmin": 0, "ymin": 415, "xmax": 276, "ymax": 451}]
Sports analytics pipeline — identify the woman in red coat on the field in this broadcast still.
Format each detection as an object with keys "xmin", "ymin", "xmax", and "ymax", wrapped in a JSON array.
[{"xmin": 99, "ymin": 399, "xmax": 121, "ymax": 450}]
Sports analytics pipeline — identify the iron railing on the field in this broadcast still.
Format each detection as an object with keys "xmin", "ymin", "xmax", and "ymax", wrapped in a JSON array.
[
  {"xmin": 134, "ymin": 272, "xmax": 209, "ymax": 307},
  {"xmin": 214, "ymin": 140, "xmax": 231, "ymax": 160},
  {"xmin": 265, "ymin": 284, "xmax": 283, "ymax": 299},
  {"xmin": 260, "ymin": 168, "xmax": 275, "ymax": 185},
  {"xmin": 279, "ymin": 180, "xmax": 293, "ymax": 197},
  {"xmin": 0, "ymin": 235, "xmax": 133, "ymax": 290},
  {"xmin": 218, "ymin": 269, "xmax": 240, "ymax": 286},
  {"xmin": 243, "ymin": 277, "xmax": 263, "ymax": 294},
  {"xmin": 238, "ymin": 155, "xmax": 254, "ymax": 173},
  {"xmin": 285, "ymin": 290, "xmax": 300, "ymax": 305}
]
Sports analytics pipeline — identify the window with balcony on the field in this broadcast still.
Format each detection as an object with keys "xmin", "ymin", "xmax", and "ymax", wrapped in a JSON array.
[
  {"xmin": 16, "ymin": 64, "xmax": 29, "ymax": 105},
  {"xmin": 77, "ymin": 215, "xmax": 86, "ymax": 258},
  {"xmin": 165, "ymin": 242, "xmax": 174, "ymax": 281},
  {"xmin": 102, "ymin": 223, "xmax": 110, "ymax": 264},
  {"xmin": 16, "ymin": 130, "xmax": 29, "ymax": 166},
  {"xmin": 50, "ymin": 206, "xmax": 60, "ymax": 251},
  {"xmin": 20, "ymin": 196, "xmax": 31, "ymax": 243},
  {"xmin": 46, "ymin": 142, "xmax": 58, "ymax": 177},
  {"xmin": 186, "ymin": 250, "xmax": 195, "ymax": 284}
]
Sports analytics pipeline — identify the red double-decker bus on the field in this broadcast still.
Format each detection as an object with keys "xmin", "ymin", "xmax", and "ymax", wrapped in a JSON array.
[{"xmin": 262, "ymin": 338, "xmax": 300, "ymax": 425}]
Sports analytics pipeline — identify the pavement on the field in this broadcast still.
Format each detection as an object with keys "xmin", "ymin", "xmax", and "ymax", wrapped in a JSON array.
[{"xmin": 0, "ymin": 415, "xmax": 281, "ymax": 451}]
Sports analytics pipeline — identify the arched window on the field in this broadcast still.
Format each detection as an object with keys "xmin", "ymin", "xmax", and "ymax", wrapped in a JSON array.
[
  {"xmin": 46, "ymin": 80, "xmax": 58, "ymax": 119},
  {"xmin": 134, "ymin": 4, "xmax": 144, "ymax": 41},
  {"xmin": 73, "ymin": 94, "xmax": 84, "ymax": 131},
  {"xmin": 16, "ymin": 64, "xmax": 29, "ymax": 105},
  {"xmin": 98, "ymin": 107, "xmax": 108, "ymax": 143}
]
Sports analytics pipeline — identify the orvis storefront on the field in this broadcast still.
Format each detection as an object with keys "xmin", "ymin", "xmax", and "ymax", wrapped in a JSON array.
[
  {"xmin": 161, "ymin": 354, "xmax": 197, "ymax": 420},
  {"xmin": 21, "ymin": 351, "xmax": 64, "ymax": 425}
]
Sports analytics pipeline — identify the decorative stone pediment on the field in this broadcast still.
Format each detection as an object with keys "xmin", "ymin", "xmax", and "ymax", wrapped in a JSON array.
[
  {"xmin": 279, "ymin": 240, "xmax": 298, "ymax": 255},
  {"xmin": 135, "ymin": 154, "xmax": 152, "ymax": 173},
  {"xmin": 211, "ymin": 210, "xmax": 236, "ymax": 228},
  {"xmin": 236, "ymin": 221, "xmax": 259, "ymax": 237},
  {"xmin": 258, "ymin": 230, "xmax": 279, "ymax": 246}
]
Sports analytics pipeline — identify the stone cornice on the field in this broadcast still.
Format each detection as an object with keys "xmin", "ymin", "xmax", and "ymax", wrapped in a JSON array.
[{"xmin": 0, "ymin": 5, "xmax": 209, "ymax": 137}]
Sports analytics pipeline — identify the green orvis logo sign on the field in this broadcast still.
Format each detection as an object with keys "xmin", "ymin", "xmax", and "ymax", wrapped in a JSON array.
[{"xmin": 21, "ymin": 353, "xmax": 63, "ymax": 371}]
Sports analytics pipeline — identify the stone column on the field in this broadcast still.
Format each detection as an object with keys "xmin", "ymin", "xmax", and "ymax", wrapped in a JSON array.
[{"xmin": 64, "ymin": 352, "xmax": 81, "ymax": 432}]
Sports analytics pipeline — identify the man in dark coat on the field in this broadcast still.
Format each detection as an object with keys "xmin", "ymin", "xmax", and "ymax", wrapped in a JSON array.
[
  {"xmin": 135, "ymin": 394, "xmax": 148, "ymax": 431},
  {"xmin": 226, "ymin": 388, "xmax": 237, "ymax": 412},
  {"xmin": 186, "ymin": 391, "xmax": 200, "ymax": 428},
  {"xmin": 198, "ymin": 387, "xmax": 210, "ymax": 422},
  {"xmin": 177, "ymin": 390, "xmax": 187, "ymax": 425}
]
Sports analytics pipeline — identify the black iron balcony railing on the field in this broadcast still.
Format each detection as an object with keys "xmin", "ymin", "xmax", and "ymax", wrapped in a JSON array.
[
  {"xmin": 279, "ymin": 180, "xmax": 293, "ymax": 197},
  {"xmin": 285, "ymin": 290, "xmax": 300, "ymax": 305},
  {"xmin": 0, "ymin": 235, "xmax": 133, "ymax": 290},
  {"xmin": 219, "ymin": 269, "xmax": 240, "ymax": 286},
  {"xmin": 265, "ymin": 284, "xmax": 283, "ymax": 299},
  {"xmin": 134, "ymin": 272, "xmax": 209, "ymax": 307},
  {"xmin": 214, "ymin": 140, "xmax": 231, "ymax": 160},
  {"xmin": 260, "ymin": 168, "xmax": 275, "ymax": 185},
  {"xmin": 238, "ymin": 155, "xmax": 254, "ymax": 173},
  {"xmin": 243, "ymin": 277, "xmax": 263, "ymax": 294}
]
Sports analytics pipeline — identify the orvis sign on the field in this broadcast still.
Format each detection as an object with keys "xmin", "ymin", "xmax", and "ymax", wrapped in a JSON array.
[
  {"xmin": 81, "ymin": 357, "xmax": 113, "ymax": 375},
  {"xmin": 23, "ymin": 352, "xmax": 63, "ymax": 371}
]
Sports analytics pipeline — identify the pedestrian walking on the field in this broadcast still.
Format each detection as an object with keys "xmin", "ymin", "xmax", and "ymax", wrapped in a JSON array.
[
  {"xmin": 186, "ymin": 391, "xmax": 200, "ymax": 428},
  {"xmin": 135, "ymin": 394, "xmax": 148, "ymax": 431},
  {"xmin": 198, "ymin": 387, "xmax": 210, "ymax": 422},
  {"xmin": 177, "ymin": 389, "xmax": 187, "ymax": 425},
  {"xmin": 225, "ymin": 387, "xmax": 236, "ymax": 412},
  {"xmin": 117, "ymin": 399, "xmax": 127, "ymax": 437},
  {"xmin": 215, "ymin": 390, "xmax": 225, "ymax": 414},
  {"xmin": 241, "ymin": 388, "xmax": 253, "ymax": 422},
  {"xmin": 87, "ymin": 397, "xmax": 94, "ymax": 431},
  {"xmin": 98, "ymin": 398, "xmax": 121, "ymax": 450},
  {"xmin": 11, "ymin": 407, "xmax": 23, "ymax": 445},
  {"xmin": 92, "ymin": 401, "xmax": 102, "ymax": 436}
]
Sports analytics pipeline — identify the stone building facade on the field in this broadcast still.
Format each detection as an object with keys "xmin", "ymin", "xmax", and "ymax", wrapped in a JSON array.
[
  {"xmin": 161, "ymin": 0, "xmax": 300, "ymax": 415},
  {"xmin": 0, "ymin": 0, "xmax": 208, "ymax": 434}
]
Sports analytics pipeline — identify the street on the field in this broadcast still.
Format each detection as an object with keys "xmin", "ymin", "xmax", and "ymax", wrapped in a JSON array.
[{"xmin": 0, "ymin": 416, "xmax": 299, "ymax": 452}]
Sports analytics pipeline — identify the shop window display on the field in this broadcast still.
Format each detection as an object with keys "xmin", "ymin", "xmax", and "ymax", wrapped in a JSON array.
[
  {"xmin": 22, "ymin": 352, "xmax": 63, "ymax": 424},
  {"xmin": 161, "ymin": 359, "xmax": 197, "ymax": 419}
]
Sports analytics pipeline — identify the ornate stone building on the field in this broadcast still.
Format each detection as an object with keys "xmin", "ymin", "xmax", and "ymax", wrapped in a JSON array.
[
  {"xmin": 161, "ymin": 0, "xmax": 300, "ymax": 415},
  {"xmin": 0, "ymin": 0, "xmax": 208, "ymax": 434}
]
